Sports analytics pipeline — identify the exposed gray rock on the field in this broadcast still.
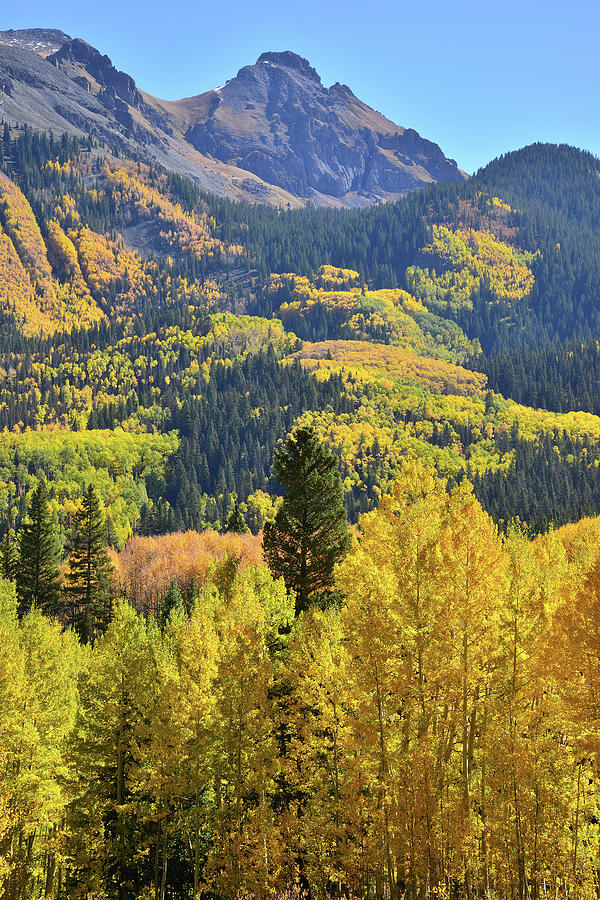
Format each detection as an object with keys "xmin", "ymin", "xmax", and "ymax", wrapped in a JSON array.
[
  {"xmin": 0, "ymin": 42, "xmax": 229, "ymax": 195},
  {"xmin": 48, "ymin": 39, "xmax": 174, "ymax": 137},
  {"xmin": 183, "ymin": 52, "xmax": 465, "ymax": 201},
  {"xmin": 0, "ymin": 36, "xmax": 466, "ymax": 206},
  {"xmin": 0, "ymin": 28, "xmax": 70, "ymax": 56}
]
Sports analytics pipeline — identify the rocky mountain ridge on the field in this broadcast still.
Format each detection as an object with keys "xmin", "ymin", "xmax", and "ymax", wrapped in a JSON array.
[
  {"xmin": 170, "ymin": 50, "xmax": 466, "ymax": 203},
  {"xmin": 0, "ymin": 29, "xmax": 466, "ymax": 206},
  {"xmin": 0, "ymin": 27, "xmax": 70, "ymax": 56}
]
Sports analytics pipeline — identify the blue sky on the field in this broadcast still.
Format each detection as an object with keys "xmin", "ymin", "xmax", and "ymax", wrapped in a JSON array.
[{"xmin": 5, "ymin": 0, "xmax": 599, "ymax": 173}]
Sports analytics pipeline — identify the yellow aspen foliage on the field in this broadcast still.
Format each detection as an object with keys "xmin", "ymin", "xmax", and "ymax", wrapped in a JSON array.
[
  {"xmin": 103, "ymin": 165, "xmax": 240, "ymax": 262},
  {"xmin": 487, "ymin": 528, "xmax": 570, "ymax": 899},
  {"xmin": 0, "ymin": 581, "xmax": 81, "ymax": 898},
  {"xmin": 2, "ymin": 463, "xmax": 600, "ymax": 897},
  {"xmin": 0, "ymin": 580, "xmax": 29, "ymax": 889},
  {"xmin": 128, "ymin": 621, "xmax": 191, "ymax": 899},
  {"xmin": 0, "ymin": 226, "xmax": 56, "ymax": 336},
  {"xmin": 65, "ymin": 601, "xmax": 156, "ymax": 895},
  {"xmin": 204, "ymin": 567, "xmax": 292, "ymax": 898},
  {"xmin": 290, "ymin": 339, "xmax": 487, "ymax": 396},
  {"xmin": 551, "ymin": 552, "xmax": 600, "ymax": 759},
  {"xmin": 167, "ymin": 604, "xmax": 219, "ymax": 898},
  {"xmin": 406, "ymin": 225, "xmax": 536, "ymax": 310},
  {"xmin": 45, "ymin": 221, "xmax": 106, "ymax": 327},
  {"xmin": 329, "ymin": 463, "xmax": 596, "ymax": 900},
  {"xmin": 284, "ymin": 609, "xmax": 366, "ymax": 896},
  {"xmin": 265, "ymin": 268, "xmax": 478, "ymax": 360},
  {"xmin": 0, "ymin": 172, "xmax": 57, "ymax": 308},
  {"xmin": 438, "ymin": 482, "xmax": 505, "ymax": 889},
  {"xmin": 337, "ymin": 460, "xmax": 450, "ymax": 898}
]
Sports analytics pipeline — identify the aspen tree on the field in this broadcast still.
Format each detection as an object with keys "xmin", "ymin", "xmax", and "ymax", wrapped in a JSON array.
[
  {"xmin": 65, "ymin": 601, "xmax": 155, "ymax": 900},
  {"xmin": 439, "ymin": 480, "xmax": 505, "ymax": 896},
  {"xmin": 205, "ymin": 568, "xmax": 291, "ymax": 899},
  {"xmin": 171, "ymin": 602, "xmax": 219, "ymax": 899},
  {"xmin": 493, "ymin": 528, "xmax": 550, "ymax": 900},
  {"xmin": 548, "ymin": 551, "xmax": 600, "ymax": 898},
  {"xmin": 284, "ymin": 608, "xmax": 363, "ymax": 897},
  {"xmin": 338, "ymin": 459, "xmax": 448, "ymax": 900},
  {"xmin": 0, "ymin": 579, "xmax": 30, "ymax": 896},
  {"xmin": 0, "ymin": 581, "xmax": 80, "ymax": 899}
]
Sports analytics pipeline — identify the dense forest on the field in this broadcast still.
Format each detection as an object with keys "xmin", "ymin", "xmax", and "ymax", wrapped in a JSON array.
[
  {"xmin": 471, "ymin": 340, "xmax": 600, "ymax": 415},
  {"xmin": 4, "ymin": 459, "xmax": 600, "ymax": 900},
  {"xmin": 1, "ymin": 128, "xmax": 600, "ymax": 537},
  {"xmin": 3, "ymin": 118, "xmax": 600, "ymax": 899}
]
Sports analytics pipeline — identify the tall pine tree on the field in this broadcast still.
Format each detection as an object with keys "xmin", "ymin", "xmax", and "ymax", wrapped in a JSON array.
[
  {"xmin": 64, "ymin": 484, "xmax": 113, "ymax": 642},
  {"xmin": 0, "ymin": 529, "xmax": 17, "ymax": 580},
  {"xmin": 263, "ymin": 424, "xmax": 350, "ymax": 614},
  {"xmin": 16, "ymin": 481, "xmax": 61, "ymax": 617}
]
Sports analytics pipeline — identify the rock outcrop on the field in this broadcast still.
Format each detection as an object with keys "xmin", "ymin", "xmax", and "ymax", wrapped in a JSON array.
[
  {"xmin": 180, "ymin": 51, "xmax": 465, "ymax": 203},
  {"xmin": 0, "ymin": 33, "xmax": 466, "ymax": 206}
]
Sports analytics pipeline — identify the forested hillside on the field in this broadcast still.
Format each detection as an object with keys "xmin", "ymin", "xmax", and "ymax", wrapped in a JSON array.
[
  {"xmin": 3, "ymin": 118, "xmax": 600, "ymax": 898},
  {"xmin": 2, "ymin": 128, "xmax": 600, "ymax": 539}
]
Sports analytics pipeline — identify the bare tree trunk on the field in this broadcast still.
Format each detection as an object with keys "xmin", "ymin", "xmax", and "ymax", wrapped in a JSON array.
[{"xmin": 160, "ymin": 822, "xmax": 168, "ymax": 900}]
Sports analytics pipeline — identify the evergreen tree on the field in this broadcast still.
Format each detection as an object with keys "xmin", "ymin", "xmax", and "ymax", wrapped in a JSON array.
[
  {"xmin": 225, "ymin": 503, "xmax": 249, "ymax": 534},
  {"xmin": 64, "ymin": 484, "xmax": 113, "ymax": 642},
  {"xmin": 263, "ymin": 425, "xmax": 350, "ymax": 614},
  {"xmin": 16, "ymin": 481, "xmax": 61, "ymax": 617},
  {"xmin": 0, "ymin": 529, "xmax": 17, "ymax": 580},
  {"xmin": 158, "ymin": 580, "xmax": 185, "ymax": 629}
]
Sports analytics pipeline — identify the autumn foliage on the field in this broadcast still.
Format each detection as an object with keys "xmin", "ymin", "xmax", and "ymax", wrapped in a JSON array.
[
  {"xmin": 114, "ymin": 528, "xmax": 263, "ymax": 609},
  {"xmin": 104, "ymin": 164, "xmax": 242, "ymax": 261},
  {"xmin": 406, "ymin": 224, "xmax": 536, "ymax": 309},
  {"xmin": 266, "ymin": 266, "xmax": 478, "ymax": 360},
  {"xmin": 3, "ymin": 463, "xmax": 600, "ymax": 897},
  {"xmin": 291, "ymin": 339, "xmax": 487, "ymax": 396}
]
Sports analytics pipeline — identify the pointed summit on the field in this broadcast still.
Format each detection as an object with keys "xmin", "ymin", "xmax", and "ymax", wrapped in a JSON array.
[
  {"xmin": 256, "ymin": 51, "xmax": 321, "ymax": 82},
  {"xmin": 180, "ymin": 51, "xmax": 465, "ymax": 204},
  {"xmin": 0, "ymin": 34, "xmax": 466, "ymax": 206}
]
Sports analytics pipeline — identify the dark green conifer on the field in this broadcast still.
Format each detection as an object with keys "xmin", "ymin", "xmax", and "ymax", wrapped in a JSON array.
[
  {"xmin": 64, "ymin": 484, "xmax": 113, "ymax": 642},
  {"xmin": 225, "ymin": 503, "xmax": 248, "ymax": 534},
  {"xmin": 158, "ymin": 580, "xmax": 184, "ymax": 629},
  {"xmin": 0, "ymin": 529, "xmax": 17, "ymax": 580},
  {"xmin": 16, "ymin": 481, "xmax": 61, "ymax": 616},
  {"xmin": 263, "ymin": 424, "xmax": 350, "ymax": 615}
]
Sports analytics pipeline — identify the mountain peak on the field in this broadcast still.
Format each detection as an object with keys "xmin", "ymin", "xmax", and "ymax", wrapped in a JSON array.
[
  {"xmin": 183, "ymin": 51, "xmax": 465, "ymax": 203},
  {"xmin": 0, "ymin": 27, "xmax": 70, "ymax": 56},
  {"xmin": 256, "ymin": 51, "xmax": 321, "ymax": 83},
  {"xmin": 0, "ymin": 33, "xmax": 466, "ymax": 206}
]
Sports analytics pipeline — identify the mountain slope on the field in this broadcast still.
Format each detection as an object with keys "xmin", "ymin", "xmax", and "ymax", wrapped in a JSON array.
[
  {"xmin": 0, "ymin": 38, "xmax": 292, "ymax": 203},
  {"xmin": 0, "ymin": 30, "xmax": 465, "ymax": 206},
  {"xmin": 2, "ymin": 128, "xmax": 600, "ymax": 537},
  {"xmin": 153, "ymin": 50, "xmax": 466, "ymax": 204}
]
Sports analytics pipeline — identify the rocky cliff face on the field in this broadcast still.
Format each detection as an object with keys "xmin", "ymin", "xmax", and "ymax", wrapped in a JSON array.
[
  {"xmin": 48, "ymin": 39, "xmax": 173, "ymax": 136},
  {"xmin": 0, "ymin": 32, "xmax": 466, "ymax": 206},
  {"xmin": 180, "ymin": 51, "xmax": 465, "ymax": 203}
]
